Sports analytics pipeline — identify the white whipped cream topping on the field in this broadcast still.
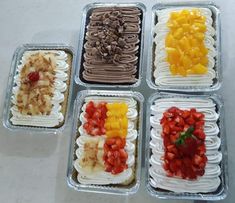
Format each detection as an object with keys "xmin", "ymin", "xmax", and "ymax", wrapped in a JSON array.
[
  {"xmin": 149, "ymin": 97, "xmax": 222, "ymax": 193},
  {"xmin": 74, "ymin": 97, "xmax": 138, "ymax": 185},
  {"xmin": 10, "ymin": 50, "xmax": 69, "ymax": 127},
  {"xmin": 74, "ymin": 131, "xmax": 135, "ymax": 185},
  {"xmin": 153, "ymin": 8, "xmax": 216, "ymax": 87},
  {"xmin": 74, "ymin": 159, "xmax": 133, "ymax": 185}
]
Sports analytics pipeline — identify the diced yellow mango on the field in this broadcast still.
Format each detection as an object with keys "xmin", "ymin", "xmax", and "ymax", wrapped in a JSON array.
[
  {"xmin": 201, "ymin": 56, "xmax": 208, "ymax": 66},
  {"xmin": 194, "ymin": 32, "xmax": 205, "ymax": 41},
  {"xmin": 165, "ymin": 34, "xmax": 174, "ymax": 47},
  {"xmin": 165, "ymin": 9, "xmax": 208, "ymax": 76},
  {"xmin": 192, "ymin": 64, "xmax": 208, "ymax": 74},
  {"xmin": 110, "ymin": 121, "xmax": 120, "ymax": 129},
  {"xmin": 178, "ymin": 66, "xmax": 187, "ymax": 76},
  {"xmin": 182, "ymin": 56, "xmax": 192, "ymax": 69},
  {"xmin": 194, "ymin": 23, "xmax": 206, "ymax": 32},
  {"xmin": 104, "ymin": 122, "xmax": 111, "ymax": 130},
  {"xmin": 173, "ymin": 28, "xmax": 184, "ymax": 39},
  {"xmin": 170, "ymin": 65, "xmax": 177, "ymax": 75},
  {"xmin": 105, "ymin": 102, "xmax": 128, "ymax": 138},
  {"xmin": 179, "ymin": 36, "xmax": 190, "ymax": 51},
  {"xmin": 176, "ymin": 16, "xmax": 187, "ymax": 24}
]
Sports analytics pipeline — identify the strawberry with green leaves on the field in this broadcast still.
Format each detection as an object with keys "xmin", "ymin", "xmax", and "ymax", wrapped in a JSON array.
[{"xmin": 161, "ymin": 107, "xmax": 207, "ymax": 180}]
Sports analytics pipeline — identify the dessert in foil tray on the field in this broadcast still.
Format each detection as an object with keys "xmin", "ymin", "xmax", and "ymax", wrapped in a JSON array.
[
  {"xmin": 74, "ymin": 96, "xmax": 139, "ymax": 185},
  {"xmin": 10, "ymin": 50, "xmax": 72, "ymax": 128},
  {"xmin": 81, "ymin": 7, "xmax": 142, "ymax": 84},
  {"xmin": 149, "ymin": 97, "xmax": 222, "ymax": 193},
  {"xmin": 153, "ymin": 8, "xmax": 216, "ymax": 88}
]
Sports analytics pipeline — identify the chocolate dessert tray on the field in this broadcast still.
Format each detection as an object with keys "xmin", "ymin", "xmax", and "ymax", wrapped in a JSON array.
[{"xmin": 75, "ymin": 3, "xmax": 146, "ymax": 88}]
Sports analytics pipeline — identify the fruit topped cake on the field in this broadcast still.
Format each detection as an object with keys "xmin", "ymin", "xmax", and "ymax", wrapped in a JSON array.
[
  {"xmin": 149, "ymin": 97, "xmax": 222, "ymax": 193},
  {"xmin": 153, "ymin": 8, "xmax": 216, "ymax": 88},
  {"xmin": 81, "ymin": 7, "xmax": 142, "ymax": 84},
  {"xmin": 74, "ymin": 96, "xmax": 138, "ymax": 185},
  {"xmin": 10, "ymin": 50, "xmax": 72, "ymax": 128}
]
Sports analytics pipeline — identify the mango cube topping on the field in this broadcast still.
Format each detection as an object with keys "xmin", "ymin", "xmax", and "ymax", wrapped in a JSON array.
[
  {"xmin": 165, "ymin": 9, "xmax": 208, "ymax": 76},
  {"xmin": 105, "ymin": 103, "xmax": 128, "ymax": 138}
]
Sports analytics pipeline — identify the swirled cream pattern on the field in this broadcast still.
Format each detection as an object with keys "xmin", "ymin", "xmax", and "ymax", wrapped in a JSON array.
[
  {"xmin": 82, "ymin": 7, "xmax": 141, "ymax": 84},
  {"xmin": 10, "ymin": 50, "xmax": 69, "ymax": 127},
  {"xmin": 154, "ymin": 8, "xmax": 216, "ymax": 87},
  {"xmin": 149, "ymin": 97, "xmax": 222, "ymax": 193},
  {"xmin": 74, "ymin": 96, "xmax": 138, "ymax": 185}
]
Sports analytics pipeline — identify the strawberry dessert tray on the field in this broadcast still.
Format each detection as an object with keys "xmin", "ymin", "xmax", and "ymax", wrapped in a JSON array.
[{"xmin": 145, "ymin": 93, "xmax": 228, "ymax": 200}]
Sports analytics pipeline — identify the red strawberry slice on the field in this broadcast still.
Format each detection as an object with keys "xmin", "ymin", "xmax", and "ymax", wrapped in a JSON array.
[
  {"xmin": 166, "ymin": 152, "xmax": 175, "ymax": 160},
  {"xmin": 193, "ymin": 129, "xmax": 206, "ymax": 140},
  {"xmin": 182, "ymin": 110, "xmax": 190, "ymax": 118},
  {"xmin": 193, "ymin": 112, "xmax": 205, "ymax": 120},
  {"xmin": 186, "ymin": 117, "xmax": 195, "ymax": 125},
  {"xmin": 167, "ymin": 144, "xmax": 178, "ymax": 154},
  {"xmin": 161, "ymin": 106, "xmax": 207, "ymax": 180},
  {"xmin": 115, "ymin": 137, "xmax": 123, "ymax": 148},
  {"xmin": 163, "ymin": 111, "xmax": 174, "ymax": 118},
  {"xmin": 28, "ymin": 71, "xmax": 40, "ymax": 82},
  {"xmin": 90, "ymin": 128, "xmax": 99, "ymax": 136},
  {"xmin": 193, "ymin": 154, "xmax": 203, "ymax": 166},
  {"xmin": 119, "ymin": 149, "xmax": 128, "ymax": 160},
  {"xmin": 105, "ymin": 165, "xmax": 112, "ymax": 172},
  {"xmin": 107, "ymin": 157, "xmax": 115, "ymax": 166},
  {"xmin": 163, "ymin": 124, "xmax": 170, "ymax": 134},
  {"xmin": 112, "ymin": 165, "xmax": 125, "ymax": 175},
  {"xmin": 175, "ymin": 116, "xmax": 185, "ymax": 126},
  {"xmin": 106, "ymin": 138, "xmax": 116, "ymax": 145}
]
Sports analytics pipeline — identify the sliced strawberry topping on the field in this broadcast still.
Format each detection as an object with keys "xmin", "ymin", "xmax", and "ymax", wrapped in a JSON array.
[
  {"xmin": 103, "ymin": 137, "xmax": 128, "ymax": 175},
  {"xmin": 83, "ymin": 101, "xmax": 107, "ymax": 136},
  {"xmin": 161, "ymin": 107, "xmax": 207, "ymax": 180}
]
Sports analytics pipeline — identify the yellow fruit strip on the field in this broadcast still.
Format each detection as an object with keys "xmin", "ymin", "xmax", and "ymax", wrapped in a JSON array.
[
  {"xmin": 166, "ymin": 9, "xmax": 208, "ymax": 76},
  {"xmin": 105, "ymin": 103, "xmax": 128, "ymax": 138}
]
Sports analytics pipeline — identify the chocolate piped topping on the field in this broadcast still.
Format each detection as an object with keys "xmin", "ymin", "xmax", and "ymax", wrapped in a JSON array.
[
  {"xmin": 82, "ymin": 7, "xmax": 141, "ymax": 84},
  {"xmin": 89, "ymin": 10, "xmax": 129, "ymax": 62}
]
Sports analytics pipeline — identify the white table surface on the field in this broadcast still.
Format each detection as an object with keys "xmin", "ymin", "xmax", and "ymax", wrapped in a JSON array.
[{"xmin": 0, "ymin": 0, "xmax": 234, "ymax": 202}]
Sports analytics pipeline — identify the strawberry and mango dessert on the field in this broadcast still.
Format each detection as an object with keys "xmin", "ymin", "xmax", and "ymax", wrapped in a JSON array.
[
  {"xmin": 10, "ymin": 50, "xmax": 71, "ymax": 127},
  {"xmin": 154, "ymin": 8, "xmax": 216, "ymax": 87},
  {"xmin": 149, "ymin": 97, "xmax": 222, "ymax": 193},
  {"xmin": 74, "ymin": 97, "xmax": 138, "ymax": 185}
]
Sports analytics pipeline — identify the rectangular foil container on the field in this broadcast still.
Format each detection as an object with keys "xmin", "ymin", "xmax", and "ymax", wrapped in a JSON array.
[
  {"xmin": 145, "ymin": 92, "xmax": 228, "ymax": 200},
  {"xmin": 67, "ymin": 90, "xmax": 144, "ymax": 195},
  {"xmin": 2, "ymin": 44, "xmax": 76, "ymax": 133},
  {"xmin": 75, "ymin": 2, "xmax": 146, "ymax": 88},
  {"xmin": 146, "ymin": 1, "xmax": 222, "ymax": 92}
]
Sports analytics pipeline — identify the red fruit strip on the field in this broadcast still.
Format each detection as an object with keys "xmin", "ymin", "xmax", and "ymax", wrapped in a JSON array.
[
  {"xmin": 103, "ymin": 137, "xmax": 128, "ymax": 175},
  {"xmin": 160, "ymin": 106, "xmax": 207, "ymax": 180},
  {"xmin": 83, "ymin": 101, "xmax": 107, "ymax": 136}
]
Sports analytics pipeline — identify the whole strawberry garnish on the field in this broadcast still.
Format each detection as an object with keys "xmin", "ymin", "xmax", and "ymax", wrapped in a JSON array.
[
  {"xmin": 28, "ymin": 71, "xmax": 40, "ymax": 82},
  {"xmin": 175, "ymin": 126, "xmax": 198, "ymax": 157},
  {"xmin": 177, "ymin": 137, "xmax": 197, "ymax": 157}
]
